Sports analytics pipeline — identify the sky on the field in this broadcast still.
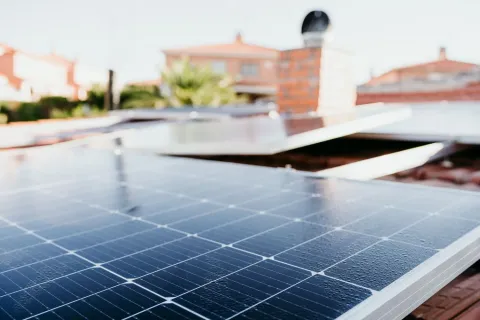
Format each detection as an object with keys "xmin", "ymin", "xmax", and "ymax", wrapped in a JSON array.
[{"xmin": 1, "ymin": 0, "xmax": 479, "ymax": 85}]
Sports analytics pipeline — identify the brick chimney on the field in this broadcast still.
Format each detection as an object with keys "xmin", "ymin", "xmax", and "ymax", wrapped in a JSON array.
[
  {"xmin": 277, "ymin": 11, "xmax": 356, "ymax": 115},
  {"xmin": 439, "ymin": 47, "xmax": 447, "ymax": 60}
]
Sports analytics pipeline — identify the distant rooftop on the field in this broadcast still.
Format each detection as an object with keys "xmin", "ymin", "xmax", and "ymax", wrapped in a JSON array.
[{"xmin": 162, "ymin": 33, "xmax": 279, "ymax": 58}]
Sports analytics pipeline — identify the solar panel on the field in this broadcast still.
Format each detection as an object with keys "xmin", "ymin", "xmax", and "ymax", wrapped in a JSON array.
[
  {"xmin": 1, "ymin": 146, "xmax": 480, "ymax": 320},
  {"xmin": 356, "ymin": 101, "xmax": 480, "ymax": 144},
  {"xmin": 114, "ymin": 104, "xmax": 410, "ymax": 155}
]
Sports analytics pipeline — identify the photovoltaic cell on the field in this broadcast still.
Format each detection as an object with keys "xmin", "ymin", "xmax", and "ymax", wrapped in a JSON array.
[
  {"xmin": 325, "ymin": 240, "xmax": 437, "ymax": 290},
  {"xmin": 169, "ymin": 208, "xmax": 255, "ymax": 234},
  {"xmin": 199, "ymin": 214, "xmax": 290, "ymax": 244},
  {"xmin": 234, "ymin": 221, "xmax": 331, "ymax": 256},
  {"xmin": 1, "ymin": 147, "xmax": 480, "ymax": 319},
  {"xmin": 175, "ymin": 260, "xmax": 310, "ymax": 320},
  {"xmin": 135, "ymin": 248, "xmax": 261, "ymax": 297},
  {"xmin": 234, "ymin": 275, "xmax": 372, "ymax": 320},
  {"xmin": 103, "ymin": 237, "xmax": 220, "ymax": 278}
]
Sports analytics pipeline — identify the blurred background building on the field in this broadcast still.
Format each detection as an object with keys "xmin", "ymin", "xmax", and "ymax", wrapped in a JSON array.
[{"xmin": 0, "ymin": 43, "xmax": 108, "ymax": 102}]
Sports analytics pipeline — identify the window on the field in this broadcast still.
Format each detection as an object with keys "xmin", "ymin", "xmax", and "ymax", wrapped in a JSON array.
[
  {"xmin": 211, "ymin": 61, "xmax": 226, "ymax": 74},
  {"xmin": 240, "ymin": 63, "xmax": 259, "ymax": 77}
]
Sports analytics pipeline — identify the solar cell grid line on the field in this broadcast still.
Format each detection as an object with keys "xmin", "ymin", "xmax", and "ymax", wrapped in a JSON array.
[
  {"xmin": 33, "ymin": 213, "xmax": 130, "ymax": 240},
  {"xmin": 0, "ymin": 214, "xmax": 142, "ymax": 298},
  {"xmin": 76, "ymin": 227, "xmax": 185, "ymax": 264},
  {"xmin": 54, "ymin": 220, "xmax": 157, "ymax": 251},
  {"xmin": 29, "ymin": 282, "xmax": 165, "ymax": 320},
  {"xmin": 141, "ymin": 201, "xmax": 224, "ymax": 226},
  {"xmin": 4, "ymin": 268, "xmax": 127, "ymax": 320},
  {"xmin": 134, "ymin": 247, "xmax": 262, "ymax": 298},
  {"xmin": 199, "ymin": 214, "xmax": 292, "ymax": 245},
  {"xmin": 233, "ymin": 221, "xmax": 332, "ymax": 257},
  {"xmin": 168, "ymin": 208, "xmax": 256, "ymax": 235},
  {"xmin": 174, "ymin": 260, "xmax": 313, "ymax": 320},
  {"xmin": 0, "ymin": 244, "xmax": 65, "ymax": 274},
  {"xmin": 16, "ymin": 204, "xmax": 107, "ymax": 232},
  {"xmin": 103, "ymin": 236, "xmax": 221, "ymax": 279},
  {"xmin": 125, "ymin": 302, "xmax": 206, "ymax": 320},
  {"xmin": 321, "ymin": 210, "xmax": 442, "ymax": 291},
  {"xmin": 231, "ymin": 275, "xmax": 373, "ymax": 320}
]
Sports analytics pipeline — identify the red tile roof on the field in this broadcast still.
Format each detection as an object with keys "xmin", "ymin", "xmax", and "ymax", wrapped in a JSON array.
[{"xmin": 163, "ymin": 33, "xmax": 278, "ymax": 58}]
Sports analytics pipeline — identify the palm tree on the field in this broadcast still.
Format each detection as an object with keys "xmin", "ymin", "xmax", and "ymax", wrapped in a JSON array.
[{"xmin": 160, "ymin": 58, "xmax": 246, "ymax": 107}]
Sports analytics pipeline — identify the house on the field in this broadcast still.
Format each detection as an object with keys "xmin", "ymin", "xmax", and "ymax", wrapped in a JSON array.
[
  {"xmin": 357, "ymin": 47, "xmax": 480, "ymax": 104},
  {"xmin": 162, "ymin": 33, "xmax": 279, "ymax": 102},
  {"xmin": 0, "ymin": 43, "xmax": 107, "ymax": 102}
]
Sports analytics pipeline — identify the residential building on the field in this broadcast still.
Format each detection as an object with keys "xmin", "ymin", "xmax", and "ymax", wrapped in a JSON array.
[
  {"xmin": 162, "ymin": 33, "xmax": 279, "ymax": 102},
  {"xmin": 357, "ymin": 47, "xmax": 480, "ymax": 104},
  {"xmin": 0, "ymin": 43, "xmax": 107, "ymax": 102}
]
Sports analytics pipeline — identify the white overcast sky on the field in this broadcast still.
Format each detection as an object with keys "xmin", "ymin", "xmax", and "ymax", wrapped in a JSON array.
[{"xmin": 1, "ymin": 0, "xmax": 479, "ymax": 84}]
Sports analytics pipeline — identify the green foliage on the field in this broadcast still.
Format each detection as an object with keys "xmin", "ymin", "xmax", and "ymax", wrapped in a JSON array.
[
  {"xmin": 50, "ymin": 108, "xmax": 70, "ymax": 119},
  {"xmin": 86, "ymin": 84, "xmax": 106, "ymax": 109},
  {"xmin": 160, "ymin": 58, "xmax": 246, "ymax": 107},
  {"xmin": 50, "ymin": 104, "xmax": 107, "ymax": 119},
  {"xmin": 120, "ymin": 84, "xmax": 163, "ymax": 109},
  {"xmin": 0, "ymin": 105, "xmax": 10, "ymax": 123},
  {"xmin": 38, "ymin": 96, "xmax": 71, "ymax": 110},
  {"xmin": 14, "ymin": 102, "xmax": 48, "ymax": 121}
]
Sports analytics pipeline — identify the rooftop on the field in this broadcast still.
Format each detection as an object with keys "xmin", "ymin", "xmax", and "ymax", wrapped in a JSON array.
[{"xmin": 163, "ymin": 33, "xmax": 279, "ymax": 58}]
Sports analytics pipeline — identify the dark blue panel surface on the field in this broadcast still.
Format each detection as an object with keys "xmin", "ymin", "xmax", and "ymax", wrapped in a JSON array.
[
  {"xmin": 239, "ymin": 192, "xmax": 311, "ymax": 211},
  {"xmin": 267, "ymin": 196, "xmax": 331, "ymax": 218},
  {"xmin": 126, "ymin": 194, "xmax": 199, "ymax": 217},
  {"xmin": 136, "ymin": 248, "xmax": 260, "ymax": 297},
  {"xmin": 304, "ymin": 201, "xmax": 381, "ymax": 227},
  {"xmin": 104, "ymin": 236, "xmax": 220, "ymax": 278},
  {"xmin": 391, "ymin": 215, "xmax": 479, "ymax": 249},
  {"xmin": 35, "ymin": 283, "xmax": 164, "ymax": 320},
  {"xmin": 234, "ymin": 221, "xmax": 331, "ymax": 256},
  {"xmin": 20, "ymin": 204, "xmax": 105, "ymax": 231},
  {"xmin": 233, "ymin": 275, "xmax": 372, "ymax": 320},
  {"xmin": 170, "ymin": 208, "xmax": 254, "ymax": 234},
  {"xmin": 213, "ymin": 187, "xmax": 276, "ymax": 205},
  {"xmin": 36, "ymin": 214, "xmax": 129, "ymax": 239},
  {"xmin": 200, "ymin": 214, "xmax": 290, "ymax": 244},
  {"xmin": 133, "ymin": 303, "xmax": 203, "ymax": 319},
  {"xmin": 175, "ymin": 260, "xmax": 310, "ymax": 320},
  {"xmin": 76, "ymin": 227, "xmax": 184, "ymax": 263},
  {"xmin": 0, "ymin": 234, "xmax": 43, "ymax": 254},
  {"xmin": 326, "ymin": 240, "xmax": 437, "ymax": 290},
  {"xmin": 0, "ymin": 268, "xmax": 123, "ymax": 319},
  {"xmin": 2, "ymin": 148, "xmax": 477, "ymax": 320},
  {"xmin": 55, "ymin": 220, "xmax": 155, "ymax": 250},
  {"xmin": 345, "ymin": 208, "xmax": 428, "ymax": 237},
  {"xmin": 0, "ymin": 254, "xmax": 91, "ymax": 295},
  {"xmin": 144, "ymin": 202, "xmax": 223, "ymax": 225},
  {"xmin": 276, "ymin": 230, "xmax": 378, "ymax": 272},
  {"xmin": 0, "ymin": 243, "xmax": 64, "ymax": 273}
]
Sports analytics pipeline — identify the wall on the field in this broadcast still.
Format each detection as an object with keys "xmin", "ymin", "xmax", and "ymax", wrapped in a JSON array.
[
  {"xmin": 165, "ymin": 54, "xmax": 277, "ymax": 86},
  {"xmin": 277, "ymin": 48, "xmax": 321, "ymax": 114},
  {"xmin": 277, "ymin": 46, "xmax": 356, "ymax": 114},
  {"xmin": 356, "ymin": 83, "xmax": 480, "ymax": 105}
]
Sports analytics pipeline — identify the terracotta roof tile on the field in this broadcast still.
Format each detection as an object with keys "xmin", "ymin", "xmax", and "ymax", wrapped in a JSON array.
[
  {"xmin": 163, "ymin": 34, "xmax": 278, "ymax": 57},
  {"xmin": 409, "ymin": 271, "xmax": 480, "ymax": 320}
]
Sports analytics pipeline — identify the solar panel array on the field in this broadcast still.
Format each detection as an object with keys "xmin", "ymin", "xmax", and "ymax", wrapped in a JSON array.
[{"xmin": 0, "ymin": 148, "xmax": 479, "ymax": 319}]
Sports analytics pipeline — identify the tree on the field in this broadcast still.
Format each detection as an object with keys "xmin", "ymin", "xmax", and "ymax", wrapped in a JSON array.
[
  {"xmin": 160, "ymin": 58, "xmax": 246, "ymax": 107},
  {"xmin": 85, "ymin": 84, "xmax": 106, "ymax": 109},
  {"xmin": 120, "ymin": 84, "xmax": 164, "ymax": 109}
]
